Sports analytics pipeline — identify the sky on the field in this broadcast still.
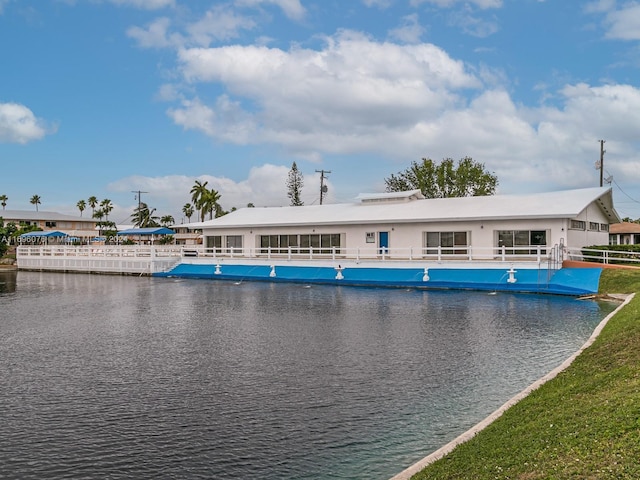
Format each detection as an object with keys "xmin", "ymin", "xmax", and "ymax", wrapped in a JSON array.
[{"xmin": 1, "ymin": 0, "xmax": 640, "ymax": 225}]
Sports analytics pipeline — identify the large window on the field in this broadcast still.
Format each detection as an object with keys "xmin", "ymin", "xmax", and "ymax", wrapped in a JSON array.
[
  {"xmin": 497, "ymin": 230, "xmax": 547, "ymax": 254},
  {"xmin": 260, "ymin": 234, "xmax": 298, "ymax": 254},
  {"xmin": 424, "ymin": 231, "xmax": 468, "ymax": 254},
  {"xmin": 260, "ymin": 233, "xmax": 341, "ymax": 254}
]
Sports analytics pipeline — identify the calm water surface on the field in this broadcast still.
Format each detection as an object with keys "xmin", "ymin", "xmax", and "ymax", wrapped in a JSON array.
[{"xmin": 0, "ymin": 271, "xmax": 615, "ymax": 479}]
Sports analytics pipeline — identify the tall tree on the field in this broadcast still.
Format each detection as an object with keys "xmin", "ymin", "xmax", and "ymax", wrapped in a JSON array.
[
  {"xmin": 286, "ymin": 161, "xmax": 304, "ymax": 206},
  {"xmin": 100, "ymin": 199, "xmax": 113, "ymax": 221},
  {"xmin": 88, "ymin": 196, "xmax": 98, "ymax": 216},
  {"xmin": 190, "ymin": 180, "xmax": 209, "ymax": 222},
  {"xmin": 30, "ymin": 195, "xmax": 41, "ymax": 211},
  {"xmin": 203, "ymin": 188, "xmax": 221, "ymax": 220},
  {"xmin": 0, "ymin": 194, "xmax": 7, "ymax": 210},
  {"xmin": 385, "ymin": 157, "xmax": 498, "ymax": 198},
  {"xmin": 182, "ymin": 203, "xmax": 194, "ymax": 223},
  {"xmin": 77, "ymin": 199, "xmax": 86, "ymax": 217}
]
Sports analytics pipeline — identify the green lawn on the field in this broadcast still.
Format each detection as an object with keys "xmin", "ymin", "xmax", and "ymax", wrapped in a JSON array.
[{"xmin": 410, "ymin": 268, "xmax": 640, "ymax": 480}]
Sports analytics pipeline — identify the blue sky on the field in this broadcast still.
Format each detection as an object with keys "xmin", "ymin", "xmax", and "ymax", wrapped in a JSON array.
[{"xmin": 1, "ymin": 0, "xmax": 640, "ymax": 224}]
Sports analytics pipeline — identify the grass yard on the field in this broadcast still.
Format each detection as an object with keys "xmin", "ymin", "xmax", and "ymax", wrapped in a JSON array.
[{"xmin": 410, "ymin": 268, "xmax": 640, "ymax": 480}]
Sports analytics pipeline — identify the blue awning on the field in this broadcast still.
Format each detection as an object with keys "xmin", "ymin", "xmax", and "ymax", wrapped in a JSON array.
[
  {"xmin": 117, "ymin": 227, "xmax": 175, "ymax": 235},
  {"xmin": 20, "ymin": 231, "xmax": 68, "ymax": 238}
]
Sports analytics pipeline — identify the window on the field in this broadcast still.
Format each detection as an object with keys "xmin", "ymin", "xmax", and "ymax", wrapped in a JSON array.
[
  {"xmin": 365, "ymin": 232, "xmax": 375, "ymax": 243},
  {"xmin": 589, "ymin": 222, "xmax": 600, "ymax": 231},
  {"xmin": 300, "ymin": 233, "xmax": 341, "ymax": 253},
  {"xmin": 424, "ymin": 231, "xmax": 468, "ymax": 254},
  {"xmin": 260, "ymin": 234, "xmax": 341, "ymax": 254},
  {"xmin": 570, "ymin": 220, "xmax": 586, "ymax": 230},
  {"xmin": 260, "ymin": 234, "xmax": 298, "ymax": 253},
  {"xmin": 497, "ymin": 230, "xmax": 547, "ymax": 254},
  {"xmin": 600, "ymin": 223, "xmax": 609, "ymax": 232},
  {"xmin": 45, "ymin": 221, "xmax": 57, "ymax": 228},
  {"xmin": 207, "ymin": 235, "xmax": 222, "ymax": 252},
  {"xmin": 226, "ymin": 235, "xmax": 243, "ymax": 250}
]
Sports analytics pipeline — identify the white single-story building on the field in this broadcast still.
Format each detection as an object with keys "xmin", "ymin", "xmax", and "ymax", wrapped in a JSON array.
[{"xmin": 186, "ymin": 186, "xmax": 619, "ymax": 260}]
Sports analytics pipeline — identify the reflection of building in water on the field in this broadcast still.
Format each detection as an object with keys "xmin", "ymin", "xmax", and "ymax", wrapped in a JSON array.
[{"xmin": 0, "ymin": 270, "xmax": 17, "ymax": 294}]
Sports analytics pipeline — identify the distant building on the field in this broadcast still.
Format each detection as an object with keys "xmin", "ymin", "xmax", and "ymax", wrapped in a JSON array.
[
  {"xmin": 609, "ymin": 222, "xmax": 640, "ymax": 245},
  {"xmin": 172, "ymin": 225, "xmax": 202, "ymax": 245},
  {"xmin": 1, "ymin": 210, "xmax": 96, "ymax": 239}
]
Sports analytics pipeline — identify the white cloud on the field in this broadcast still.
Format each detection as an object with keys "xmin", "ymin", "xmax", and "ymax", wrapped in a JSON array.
[
  {"xmin": 410, "ymin": 0, "xmax": 502, "ymax": 9},
  {"xmin": 127, "ymin": 17, "xmax": 176, "ymax": 48},
  {"xmin": 0, "ymin": 102, "xmax": 51, "ymax": 144},
  {"xmin": 362, "ymin": 0, "xmax": 394, "ymax": 8},
  {"xmin": 168, "ymin": 96, "xmax": 257, "ymax": 144},
  {"xmin": 186, "ymin": 5, "xmax": 257, "ymax": 46},
  {"xmin": 173, "ymin": 30, "xmax": 480, "ymax": 158},
  {"xmin": 388, "ymin": 14, "xmax": 425, "ymax": 44},
  {"xmin": 0, "ymin": 0, "xmax": 12, "ymax": 15},
  {"xmin": 234, "ymin": 0, "xmax": 306, "ymax": 21},
  {"xmin": 603, "ymin": 3, "xmax": 640, "ymax": 40},
  {"xmin": 128, "ymin": 6, "xmax": 257, "ymax": 49},
  {"xmin": 584, "ymin": 0, "xmax": 616, "ymax": 14},
  {"xmin": 109, "ymin": 0, "xmax": 175, "ymax": 9},
  {"xmin": 448, "ymin": 9, "xmax": 499, "ymax": 37}
]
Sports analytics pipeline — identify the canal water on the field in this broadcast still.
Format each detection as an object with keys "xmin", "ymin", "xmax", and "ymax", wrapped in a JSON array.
[{"xmin": 0, "ymin": 271, "xmax": 616, "ymax": 479}]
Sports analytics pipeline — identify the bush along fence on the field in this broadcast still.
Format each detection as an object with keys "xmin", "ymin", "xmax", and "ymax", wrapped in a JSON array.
[{"xmin": 577, "ymin": 245, "xmax": 640, "ymax": 265}]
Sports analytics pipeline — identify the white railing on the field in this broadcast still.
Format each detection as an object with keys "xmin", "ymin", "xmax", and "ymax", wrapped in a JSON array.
[
  {"xmin": 182, "ymin": 245, "xmax": 556, "ymax": 263},
  {"xmin": 16, "ymin": 244, "xmax": 570, "ymax": 274},
  {"xmin": 16, "ymin": 245, "xmax": 184, "ymax": 275},
  {"xmin": 566, "ymin": 247, "xmax": 640, "ymax": 266},
  {"xmin": 17, "ymin": 245, "xmax": 184, "ymax": 258}
]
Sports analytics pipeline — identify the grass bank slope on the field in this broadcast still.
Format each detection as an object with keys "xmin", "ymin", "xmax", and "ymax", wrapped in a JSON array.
[{"xmin": 410, "ymin": 268, "xmax": 640, "ymax": 480}]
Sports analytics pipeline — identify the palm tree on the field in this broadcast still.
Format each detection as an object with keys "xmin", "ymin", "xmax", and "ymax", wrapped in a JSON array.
[
  {"xmin": 100, "ymin": 199, "xmax": 113, "ymax": 221},
  {"xmin": 93, "ymin": 209, "xmax": 104, "ymax": 236},
  {"xmin": 182, "ymin": 203, "xmax": 194, "ymax": 223},
  {"xmin": 131, "ymin": 202, "xmax": 159, "ymax": 228},
  {"xmin": 0, "ymin": 194, "xmax": 7, "ymax": 210},
  {"xmin": 88, "ymin": 196, "xmax": 98, "ymax": 216},
  {"xmin": 200, "ymin": 188, "xmax": 221, "ymax": 220},
  {"xmin": 190, "ymin": 180, "xmax": 209, "ymax": 222},
  {"xmin": 160, "ymin": 215, "xmax": 175, "ymax": 227},
  {"xmin": 77, "ymin": 199, "xmax": 86, "ymax": 217},
  {"xmin": 30, "ymin": 195, "xmax": 41, "ymax": 211}
]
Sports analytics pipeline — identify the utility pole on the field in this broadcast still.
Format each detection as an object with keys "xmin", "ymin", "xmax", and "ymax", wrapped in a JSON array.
[
  {"xmin": 131, "ymin": 190, "xmax": 148, "ymax": 212},
  {"xmin": 598, "ymin": 140, "xmax": 606, "ymax": 187},
  {"xmin": 315, "ymin": 170, "xmax": 331, "ymax": 205}
]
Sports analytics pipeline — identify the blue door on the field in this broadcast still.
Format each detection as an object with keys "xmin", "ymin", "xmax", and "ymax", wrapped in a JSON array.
[{"xmin": 378, "ymin": 231, "xmax": 389, "ymax": 255}]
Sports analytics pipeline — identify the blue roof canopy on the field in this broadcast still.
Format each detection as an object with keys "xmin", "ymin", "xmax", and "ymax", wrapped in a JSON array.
[
  {"xmin": 117, "ymin": 227, "xmax": 175, "ymax": 235},
  {"xmin": 20, "ymin": 231, "xmax": 68, "ymax": 238}
]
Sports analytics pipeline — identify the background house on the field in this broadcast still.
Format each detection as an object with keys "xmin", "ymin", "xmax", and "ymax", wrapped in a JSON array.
[
  {"xmin": 609, "ymin": 222, "xmax": 640, "ymax": 245},
  {"xmin": 1, "ymin": 210, "xmax": 96, "ymax": 240}
]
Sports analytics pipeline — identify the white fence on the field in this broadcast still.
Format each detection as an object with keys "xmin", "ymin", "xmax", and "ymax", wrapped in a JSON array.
[
  {"xmin": 566, "ymin": 247, "xmax": 640, "ymax": 266},
  {"xmin": 16, "ymin": 243, "xmax": 566, "ymax": 274},
  {"xmin": 17, "ymin": 245, "xmax": 183, "ymax": 275}
]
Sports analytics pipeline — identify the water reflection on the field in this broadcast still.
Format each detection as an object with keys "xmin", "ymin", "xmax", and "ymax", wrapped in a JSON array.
[
  {"xmin": 0, "ymin": 272, "xmax": 616, "ymax": 480},
  {"xmin": 0, "ymin": 269, "xmax": 17, "ymax": 293}
]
